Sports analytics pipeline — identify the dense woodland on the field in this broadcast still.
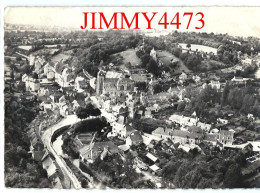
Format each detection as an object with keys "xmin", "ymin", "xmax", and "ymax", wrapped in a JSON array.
[
  {"xmin": 182, "ymin": 83, "xmax": 260, "ymax": 121},
  {"xmin": 159, "ymin": 148, "xmax": 247, "ymax": 188},
  {"xmin": 91, "ymin": 153, "xmax": 155, "ymax": 189},
  {"xmin": 5, "ymin": 91, "xmax": 51, "ymax": 188}
]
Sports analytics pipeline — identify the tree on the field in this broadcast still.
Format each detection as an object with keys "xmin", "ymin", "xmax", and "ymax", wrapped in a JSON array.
[
  {"xmin": 10, "ymin": 70, "xmax": 14, "ymax": 80},
  {"xmin": 135, "ymin": 82, "xmax": 147, "ymax": 91},
  {"xmin": 85, "ymin": 103, "xmax": 95, "ymax": 114},
  {"xmin": 140, "ymin": 54, "xmax": 151, "ymax": 68},
  {"xmin": 91, "ymin": 108, "xmax": 101, "ymax": 117},
  {"xmin": 185, "ymin": 55, "xmax": 201, "ymax": 71},
  {"xmin": 146, "ymin": 58, "xmax": 159, "ymax": 76},
  {"xmin": 16, "ymin": 56, "xmax": 22, "ymax": 61},
  {"xmin": 252, "ymin": 100, "xmax": 260, "ymax": 117},
  {"xmin": 5, "ymin": 92, "xmax": 50, "ymax": 188},
  {"xmin": 5, "ymin": 57, "xmax": 11, "ymax": 63},
  {"xmin": 177, "ymin": 102, "xmax": 186, "ymax": 112},
  {"xmin": 38, "ymin": 178, "xmax": 52, "ymax": 188},
  {"xmin": 76, "ymin": 103, "xmax": 101, "ymax": 119},
  {"xmin": 171, "ymin": 47, "xmax": 182, "ymax": 58},
  {"xmin": 221, "ymin": 83, "xmax": 230, "ymax": 106},
  {"xmin": 76, "ymin": 106, "xmax": 90, "ymax": 119},
  {"xmin": 144, "ymin": 45, "xmax": 153, "ymax": 54},
  {"xmin": 153, "ymin": 84, "xmax": 162, "ymax": 94},
  {"xmin": 32, "ymin": 72, "xmax": 38, "ymax": 79},
  {"xmin": 223, "ymin": 163, "xmax": 243, "ymax": 188}
]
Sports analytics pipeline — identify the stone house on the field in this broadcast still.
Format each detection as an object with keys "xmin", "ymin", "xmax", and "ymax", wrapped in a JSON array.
[{"xmin": 79, "ymin": 141, "xmax": 119, "ymax": 163}]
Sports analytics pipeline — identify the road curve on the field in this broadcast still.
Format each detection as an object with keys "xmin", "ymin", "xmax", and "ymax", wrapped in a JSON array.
[{"xmin": 41, "ymin": 115, "xmax": 82, "ymax": 189}]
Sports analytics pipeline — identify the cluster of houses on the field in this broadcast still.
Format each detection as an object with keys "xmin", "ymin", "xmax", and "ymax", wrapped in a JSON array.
[
  {"xmin": 18, "ymin": 54, "xmax": 93, "ymax": 117},
  {"xmin": 77, "ymin": 109, "xmax": 235, "ymax": 175},
  {"xmin": 176, "ymin": 70, "xmax": 255, "ymax": 93},
  {"xmin": 38, "ymin": 86, "xmax": 88, "ymax": 117},
  {"xmin": 177, "ymin": 71, "xmax": 226, "ymax": 92},
  {"xmin": 27, "ymin": 116, "xmax": 64, "ymax": 189},
  {"xmin": 169, "ymin": 114, "xmax": 211, "ymax": 131}
]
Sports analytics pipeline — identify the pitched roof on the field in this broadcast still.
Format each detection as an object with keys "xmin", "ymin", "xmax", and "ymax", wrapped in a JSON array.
[
  {"xmin": 130, "ymin": 150, "xmax": 138, "ymax": 157},
  {"xmin": 42, "ymin": 154, "xmax": 55, "ymax": 170},
  {"xmin": 46, "ymin": 162, "xmax": 57, "ymax": 177},
  {"xmin": 150, "ymin": 164, "xmax": 160, "ymax": 172},
  {"xmin": 53, "ymin": 177, "xmax": 63, "ymax": 189},
  {"xmin": 152, "ymin": 127, "xmax": 171, "ymax": 136},
  {"xmin": 188, "ymin": 126, "xmax": 203, "ymax": 133},
  {"xmin": 77, "ymin": 133, "xmax": 93, "ymax": 145},
  {"xmin": 75, "ymin": 92, "xmax": 86, "ymax": 100},
  {"xmin": 33, "ymin": 150, "xmax": 46, "ymax": 162},
  {"xmin": 77, "ymin": 100, "xmax": 86, "ymax": 107},
  {"xmin": 178, "ymin": 144, "xmax": 191, "ymax": 152},
  {"xmin": 105, "ymin": 71, "xmax": 122, "ymax": 79},
  {"xmin": 31, "ymin": 137, "xmax": 43, "ymax": 147},
  {"xmin": 125, "ymin": 124, "xmax": 136, "ymax": 135},
  {"xmin": 118, "ymin": 144, "xmax": 130, "ymax": 152},
  {"xmin": 204, "ymin": 133, "xmax": 218, "ymax": 142},
  {"xmin": 130, "ymin": 131, "xmax": 143, "ymax": 143},
  {"xmin": 162, "ymin": 138, "xmax": 174, "ymax": 147},
  {"xmin": 219, "ymin": 130, "xmax": 233, "ymax": 136},
  {"xmin": 146, "ymin": 152, "xmax": 158, "ymax": 162},
  {"xmin": 79, "ymin": 141, "xmax": 119, "ymax": 159},
  {"xmin": 131, "ymin": 74, "xmax": 148, "ymax": 82}
]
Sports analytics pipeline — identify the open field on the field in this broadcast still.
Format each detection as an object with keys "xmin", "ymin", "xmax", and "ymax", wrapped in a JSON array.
[
  {"xmin": 51, "ymin": 53, "xmax": 71, "ymax": 63},
  {"xmin": 157, "ymin": 50, "xmax": 191, "ymax": 74},
  {"xmin": 199, "ymin": 60, "xmax": 230, "ymax": 72},
  {"xmin": 110, "ymin": 49, "xmax": 141, "ymax": 69},
  {"xmin": 179, "ymin": 43, "xmax": 218, "ymax": 55}
]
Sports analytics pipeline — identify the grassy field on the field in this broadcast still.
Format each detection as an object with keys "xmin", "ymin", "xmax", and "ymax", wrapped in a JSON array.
[
  {"xmin": 51, "ymin": 53, "xmax": 71, "ymax": 63},
  {"xmin": 198, "ymin": 59, "xmax": 230, "ymax": 72},
  {"xmin": 179, "ymin": 43, "xmax": 218, "ymax": 55},
  {"xmin": 110, "ymin": 49, "xmax": 141, "ymax": 69},
  {"xmin": 157, "ymin": 50, "xmax": 191, "ymax": 75}
]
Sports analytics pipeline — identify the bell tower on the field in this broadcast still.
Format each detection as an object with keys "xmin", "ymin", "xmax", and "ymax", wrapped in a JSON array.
[{"xmin": 96, "ymin": 70, "xmax": 105, "ymax": 95}]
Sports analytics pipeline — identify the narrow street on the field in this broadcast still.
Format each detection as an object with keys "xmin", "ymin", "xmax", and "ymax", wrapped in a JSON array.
[{"xmin": 41, "ymin": 115, "xmax": 82, "ymax": 189}]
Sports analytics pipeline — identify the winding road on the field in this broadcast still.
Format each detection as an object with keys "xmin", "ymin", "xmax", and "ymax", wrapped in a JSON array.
[{"xmin": 41, "ymin": 115, "xmax": 82, "ymax": 189}]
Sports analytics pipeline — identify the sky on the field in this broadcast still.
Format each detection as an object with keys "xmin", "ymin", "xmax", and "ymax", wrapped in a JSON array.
[{"xmin": 4, "ymin": 7, "xmax": 260, "ymax": 38}]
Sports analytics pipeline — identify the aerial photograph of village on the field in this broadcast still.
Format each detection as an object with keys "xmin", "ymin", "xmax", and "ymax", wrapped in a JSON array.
[{"xmin": 4, "ymin": 7, "xmax": 260, "ymax": 189}]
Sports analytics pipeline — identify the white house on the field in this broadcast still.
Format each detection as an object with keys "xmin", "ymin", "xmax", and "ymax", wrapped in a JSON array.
[
  {"xmin": 209, "ymin": 80, "xmax": 221, "ymax": 90},
  {"xmin": 26, "ymin": 77, "xmax": 40, "ymax": 92},
  {"xmin": 197, "ymin": 122, "xmax": 211, "ymax": 131},
  {"xmin": 111, "ymin": 117, "xmax": 135, "ymax": 139},
  {"xmin": 75, "ymin": 76, "xmax": 88, "ymax": 92},
  {"xmin": 169, "ymin": 114, "xmax": 198, "ymax": 127},
  {"xmin": 47, "ymin": 68, "xmax": 55, "ymax": 80},
  {"xmin": 112, "ymin": 105, "xmax": 128, "ymax": 117},
  {"xmin": 60, "ymin": 103, "xmax": 69, "ymax": 117},
  {"xmin": 192, "ymin": 75, "xmax": 201, "ymax": 83},
  {"xmin": 103, "ymin": 100, "xmax": 112, "ymax": 112},
  {"xmin": 217, "ymin": 118, "xmax": 228, "ymax": 125},
  {"xmin": 179, "ymin": 72, "xmax": 188, "ymax": 82},
  {"xmin": 22, "ymin": 74, "xmax": 29, "ymax": 82}
]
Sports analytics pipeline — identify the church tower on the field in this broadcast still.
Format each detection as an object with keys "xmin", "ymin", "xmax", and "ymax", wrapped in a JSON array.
[{"xmin": 96, "ymin": 70, "xmax": 105, "ymax": 95}]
